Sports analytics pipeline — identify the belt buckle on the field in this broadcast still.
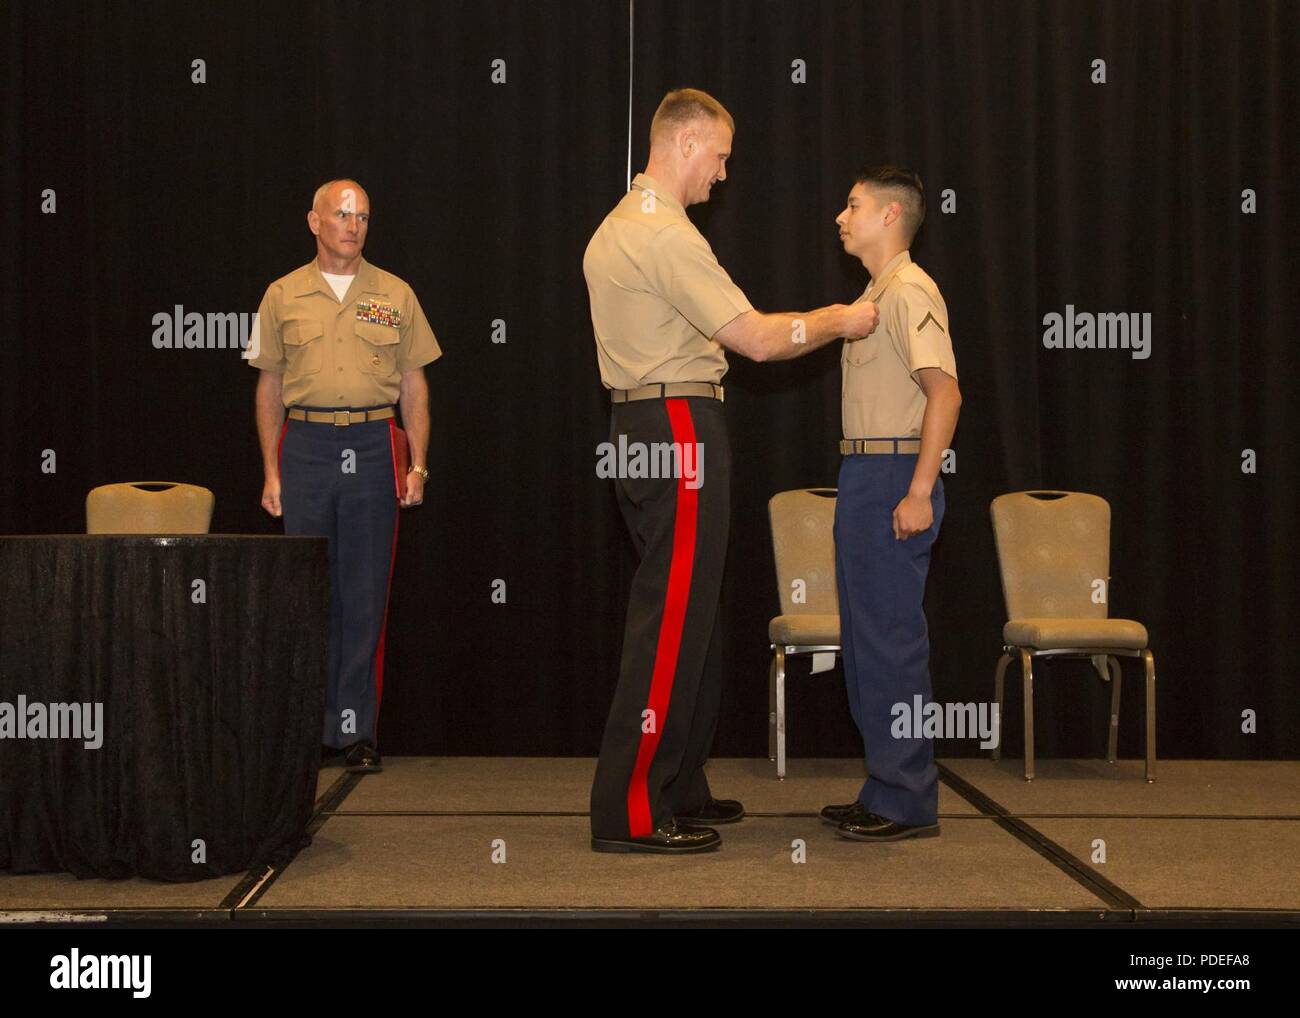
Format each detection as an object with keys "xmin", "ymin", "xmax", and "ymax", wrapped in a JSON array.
[{"xmin": 333, "ymin": 410, "xmax": 351, "ymax": 427}]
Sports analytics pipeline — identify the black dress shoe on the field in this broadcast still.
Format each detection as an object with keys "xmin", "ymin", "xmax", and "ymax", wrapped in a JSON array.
[
  {"xmin": 591, "ymin": 821, "xmax": 721, "ymax": 854},
  {"xmin": 837, "ymin": 811, "xmax": 939, "ymax": 842},
  {"xmin": 321, "ymin": 744, "xmax": 344, "ymax": 765},
  {"xmin": 819, "ymin": 801, "xmax": 870, "ymax": 826},
  {"xmin": 343, "ymin": 741, "xmax": 383, "ymax": 773},
  {"xmin": 676, "ymin": 797, "xmax": 745, "ymax": 826}
]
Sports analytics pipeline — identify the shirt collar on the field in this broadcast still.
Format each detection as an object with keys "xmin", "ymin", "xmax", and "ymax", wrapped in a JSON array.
[
  {"xmin": 630, "ymin": 173, "xmax": 687, "ymax": 218},
  {"xmin": 295, "ymin": 257, "xmax": 382, "ymax": 299},
  {"xmin": 870, "ymin": 249, "xmax": 912, "ymax": 289}
]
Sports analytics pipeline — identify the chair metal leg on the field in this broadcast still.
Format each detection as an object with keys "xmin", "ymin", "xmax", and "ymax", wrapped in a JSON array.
[
  {"xmin": 1090, "ymin": 654, "xmax": 1108, "ymax": 681},
  {"xmin": 775, "ymin": 645, "xmax": 787, "ymax": 780},
  {"xmin": 1090, "ymin": 654, "xmax": 1116, "ymax": 762},
  {"xmin": 768, "ymin": 650, "xmax": 777, "ymax": 761},
  {"xmin": 1106, "ymin": 655, "xmax": 1122, "ymax": 764},
  {"xmin": 1018, "ymin": 648, "xmax": 1035, "ymax": 781},
  {"xmin": 992, "ymin": 652, "xmax": 1011, "ymax": 763},
  {"xmin": 1142, "ymin": 648, "xmax": 1157, "ymax": 782}
]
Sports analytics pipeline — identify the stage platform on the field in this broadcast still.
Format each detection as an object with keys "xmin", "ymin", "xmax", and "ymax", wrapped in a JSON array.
[{"xmin": 3, "ymin": 758, "xmax": 1297, "ymax": 928}]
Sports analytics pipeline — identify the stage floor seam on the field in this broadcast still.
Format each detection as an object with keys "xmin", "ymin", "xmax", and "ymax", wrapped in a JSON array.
[
  {"xmin": 936, "ymin": 763, "xmax": 1145, "ymax": 911},
  {"xmin": 221, "ymin": 770, "xmax": 364, "ymax": 912},
  {"xmin": 317, "ymin": 810, "xmax": 990, "ymax": 818},
  {"xmin": 5, "ymin": 907, "xmax": 1298, "ymax": 929},
  {"xmin": 316, "ymin": 809, "xmax": 1300, "ymax": 821}
]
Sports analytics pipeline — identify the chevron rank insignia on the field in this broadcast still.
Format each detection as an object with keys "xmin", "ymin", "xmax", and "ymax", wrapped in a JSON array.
[
  {"xmin": 916, "ymin": 311, "xmax": 945, "ymax": 334},
  {"xmin": 356, "ymin": 300, "xmax": 401, "ymax": 327}
]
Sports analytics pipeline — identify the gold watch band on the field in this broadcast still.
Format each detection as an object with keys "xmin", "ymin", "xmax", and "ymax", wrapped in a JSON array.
[{"xmin": 408, "ymin": 464, "xmax": 430, "ymax": 480}]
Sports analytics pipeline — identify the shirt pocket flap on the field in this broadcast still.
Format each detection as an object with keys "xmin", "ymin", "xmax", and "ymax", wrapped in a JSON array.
[
  {"xmin": 284, "ymin": 320, "xmax": 325, "ymax": 345},
  {"xmin": 843, "ymin": 336, "xmax": 880, "ymax": 366},
  {"xmin": 356, "ymin": 321, "xmax": 401, "ymax": 346}
]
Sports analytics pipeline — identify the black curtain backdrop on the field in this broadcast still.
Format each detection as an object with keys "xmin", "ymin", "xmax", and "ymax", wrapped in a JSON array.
[{"xmin": 3, "ymin": 1, "xmax": 1296, "ymax": 761}]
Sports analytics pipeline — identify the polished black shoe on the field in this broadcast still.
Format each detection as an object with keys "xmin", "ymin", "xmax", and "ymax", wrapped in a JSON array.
[
  {"xmin": 343, "ymin": 741, "xmax": 383, "ymax": 773},
  {"xmin": 676, "ymin": 797, "xmax": 745, "ymax": 826},
  {"xmin": 837, "ymin": 811, "xmax": 939, "ymax": 842},
  {"xmin": 321, "ymin": 744, "xmax": 344, "ymax": 765},
  {"xmin": 591, "ymin": 821, "xmax": 721, "ymax": 854},
  {"xmin": 820, "ymin": 801, "xmax": 870, "ymax": 826}
]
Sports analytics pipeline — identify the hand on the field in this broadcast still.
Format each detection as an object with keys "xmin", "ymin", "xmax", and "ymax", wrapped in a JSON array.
[
  {"xmin": 261, "ymin": 476, "xmax": 282, "ymax": 518},
  {"xmin": 841, "ymin": 300, "xmax": 880, "ymax": 340},
  {"xmin": 892, "ymin": 492, "xmax": 932, "ymax": 540},
  {"xmin": 401, "ymin": 471, "xmax": 425, "ymax": 508}
]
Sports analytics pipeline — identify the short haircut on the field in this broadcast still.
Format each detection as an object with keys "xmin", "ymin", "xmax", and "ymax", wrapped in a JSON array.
[
  {"xmin": 650, "ymin": 88, "xmax": 735, "ymax": 145},
  {"xmin": 854, "ymin": 165, "xmax": 926, "ymax": 244},
  {"xmin": 312, "ymin": 179, "xmax": 367, "ymax": 212}
]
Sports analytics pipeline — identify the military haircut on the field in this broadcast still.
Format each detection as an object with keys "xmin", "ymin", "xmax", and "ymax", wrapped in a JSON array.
[
  {"xmin": 854, "ymin": 165, "xmax": 926, "ymax": 245},
  {"xmin": 650, "ymin": 88, "xmax": 735, "ymax": 145},
  {"xmin": 312, "ymin": 178, "xmax": 367, "ymax": 213}
]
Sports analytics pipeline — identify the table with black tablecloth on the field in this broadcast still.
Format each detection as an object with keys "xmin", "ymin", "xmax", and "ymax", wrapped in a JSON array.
[{"xmin": 0, "ymin": 535, "xmax": 329, "ymax": 881}]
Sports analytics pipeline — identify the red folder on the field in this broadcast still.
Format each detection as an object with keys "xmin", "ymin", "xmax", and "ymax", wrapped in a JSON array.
[{"xmin": 391, "ymin": 425, "xmax": 410, "ymax": 501}]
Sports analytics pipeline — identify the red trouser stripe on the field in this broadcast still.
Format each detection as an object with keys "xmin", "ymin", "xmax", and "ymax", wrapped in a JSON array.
[
  {"xmin": 373, "ymin": 419, "xmax": 403, "ymax": 737},
  {"xmin": 626, "ymin": 398, "xmax": 699, "ymax": 838}
]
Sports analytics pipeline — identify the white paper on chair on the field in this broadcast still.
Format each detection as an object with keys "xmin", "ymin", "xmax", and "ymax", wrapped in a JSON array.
[{"xmin": 810, "ymin": 651, "xmax": 836, "ymax": 674}]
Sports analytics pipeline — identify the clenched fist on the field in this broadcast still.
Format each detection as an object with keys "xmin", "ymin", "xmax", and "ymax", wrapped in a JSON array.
[
  {"xmin": 261, "ymin": 476, "xmax": 282, "ymax": 518},
  {"xmin": 841, "ymin": 300, "xmax": 880, "ymax": 340}
]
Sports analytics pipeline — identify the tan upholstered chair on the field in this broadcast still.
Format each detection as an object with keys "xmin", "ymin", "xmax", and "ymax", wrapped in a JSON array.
[
  {"xmin": 990, "ymin": 491, "xmax": 1155, "ymax": 782},
  {"xmin": 767, "ymin": 488, "xmax": 840, "ymax": 778},
  {"xmin": 86, "ymin": 482, "xmax": 215, "ymax": 534}
]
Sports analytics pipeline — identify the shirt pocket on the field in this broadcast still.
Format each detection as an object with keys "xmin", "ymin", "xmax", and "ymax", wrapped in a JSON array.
[
  {"xmin": 843, "ymin": 334, "xmax": 880, "ymax": 367},
  {"xmin": 354, "ymin": 321, "xmax": 401, "ymax": 375},
  {"xmin": 841, "ymin": 334, "xmax": 881, "ymax": 402},
  {"xmin": 283, "ymin": 319, "xmax": 325, "ymax": 375}
]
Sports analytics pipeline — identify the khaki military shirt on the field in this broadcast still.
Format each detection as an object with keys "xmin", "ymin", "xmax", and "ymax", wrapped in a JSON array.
[
  {"xmin": 842, "ymin": 250, "xmax": 957, "ymax": 439},
  {"xmin": 583, "ymin": 173, "xmax": 753, "ymax": 389},
  {"xmin": 248, "ymin": 258, "xmax": 441, "ymax": 407}
]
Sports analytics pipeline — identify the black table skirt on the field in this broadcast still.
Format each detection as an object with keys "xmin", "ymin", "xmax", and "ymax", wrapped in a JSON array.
[{"xmin": 0, "ymin": 535, "xmax": 329, "ymax": 881}]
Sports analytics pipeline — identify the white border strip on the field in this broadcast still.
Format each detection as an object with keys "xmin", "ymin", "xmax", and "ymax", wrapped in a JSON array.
[{"xmin": 626, "ymin": 0, "xmax": 634, "ymax": 190}]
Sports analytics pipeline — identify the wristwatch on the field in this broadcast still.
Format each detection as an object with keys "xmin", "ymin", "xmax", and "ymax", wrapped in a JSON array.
[{"xmin": 408, "ymin": 464, "xmax": 430, "ymax": 481}]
